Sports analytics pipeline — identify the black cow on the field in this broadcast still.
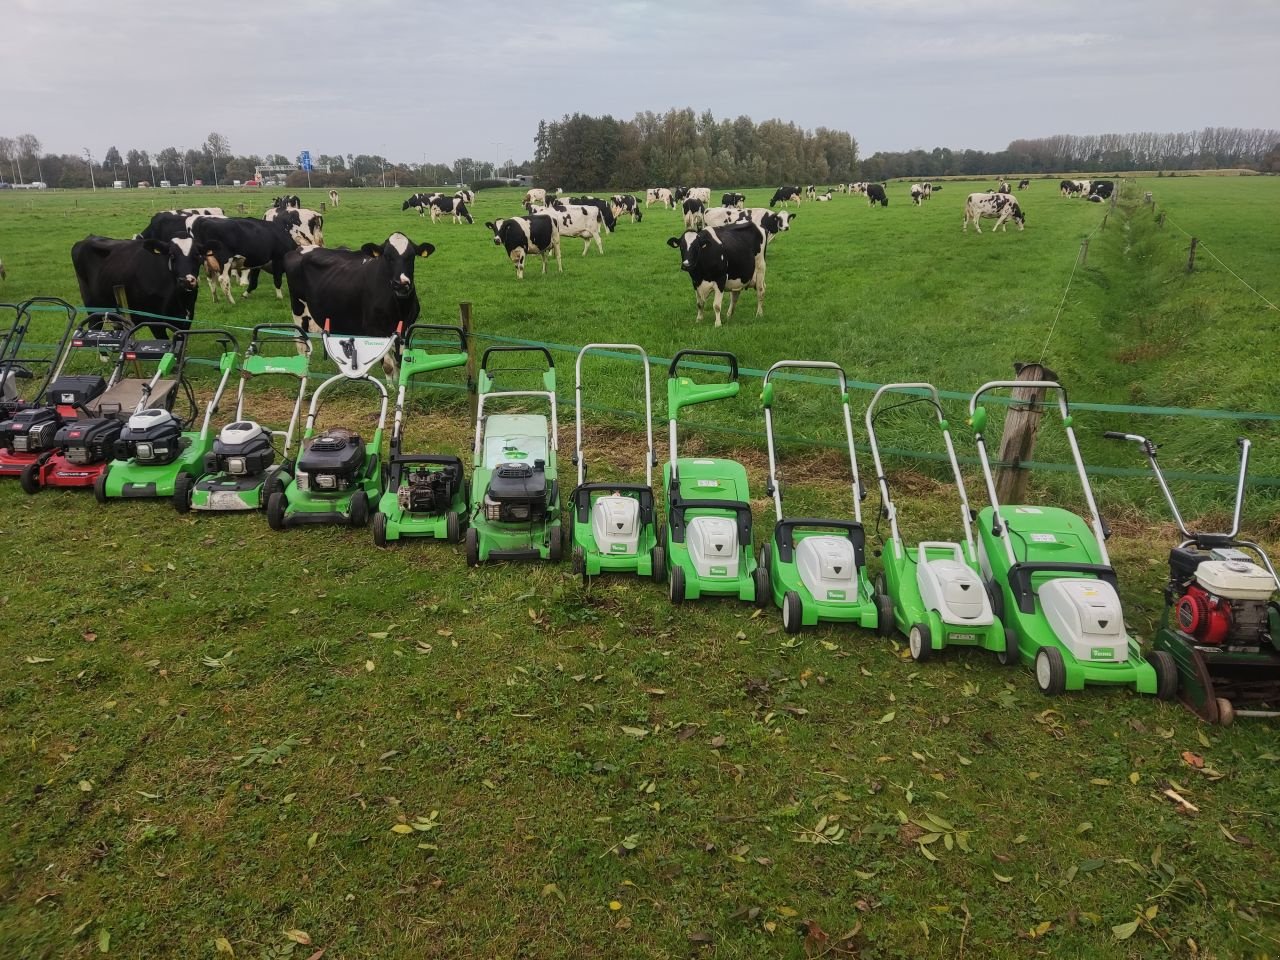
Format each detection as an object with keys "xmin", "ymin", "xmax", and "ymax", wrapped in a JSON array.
[
  {"xmin": 568, "ymin": 197, "xmax": 618, "ymax": 232},
  {"xmin": 666, "ymin": 222, "xmax": 767, "ymax": 328},
  {"xmin": 671, "ymin": 186, "xmax": 690, "ymax": 203},
  {"xmin": 428, "ymin": 195, "xmax": 474, "ymax": 224},
  {"xmin": 189, "ymin": 216, "xmax": 297, "ymax": 304},
  {"xmin": 1018, "ymin": 179, "xmax": 1031, "ymax": 190},
  {"xmin": 71, "ymin": 235, "xmax": 200, "ymax": 335},
  {"xmin": 610, "ymin": 194, "xmax": 643, "ymax": 223},
  {"xmin": 866, "ymin": 184, "xmax": 888, "ymax": 207},
  {"xmin": 722, "ymin": 192, "xmax": 745, "ymax": 208},
  {"xmin": 1088, "ymin": 180, "xmax": 1115, "ymax": 200},
  {"xmin": 484, "ymin": 217, "xmax": 563, "ymax": 279},
  {"xmin": 137, "ymin": 211, "xmax": 196, "ymax": 243},
  {"xmin": 681, "ymin": 197, "xmax": 707, "ymax": 230},
  {"xmin": 770, "ymin": 185, "xmax": 801, "ymax": 207},
  {"xmin": 284, "ymin": 233, "xmax": 435, "ymax": 380},
  {"xmin": 402, "ymin": 192, "xmax": 441, "ymax": 216}
]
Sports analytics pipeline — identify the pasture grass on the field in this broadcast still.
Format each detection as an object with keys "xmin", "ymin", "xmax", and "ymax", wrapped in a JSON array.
[{"xmin": 1, "ymin": 179, "xmax": 1279, "ymax": 959}]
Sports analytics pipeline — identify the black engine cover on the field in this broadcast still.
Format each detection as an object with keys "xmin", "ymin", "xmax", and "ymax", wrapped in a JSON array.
[
  {"xmin": 485, "ymin": 461, "xmax": 547, "ymax": 521},
  {"xmin": 46, "ymin": 375, "xmax": 107, "ymax": 408},
  {"xmin": 57, "ymin": 418, "xmax": 125, "ymax": 464},
  {"xmin": 0, "ymin": 407, "xmax": 64, "ymax": 453},
  {"xmin": 299, "ymin": 429, "xmax": 365, "ymax": 479},
  {"xmin": 208, "ymin": 433, "xmax": 275, "ymax": 475},
  {"xmin": 115, "ymin": 416, "xmax": 184, "ymax": 464}
]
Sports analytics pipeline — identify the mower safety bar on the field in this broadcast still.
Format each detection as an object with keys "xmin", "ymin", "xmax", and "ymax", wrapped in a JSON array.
[
  {"xmin": 762, "ymin": 360, "xmax": 847, "ymax": 392},
  {"xmin": 174, "ymin": 327, "xmax": 239, "ymax": 353},
  {"xmin": 668, "ymin": 349, "xmax": 738, "ymax": 380},
  {"xmin": 1007, "ymin": 561, "xmax": 1118, "ymax": 615},
  {"xmin": 480, "ymin": 345, "xmax": 554, "ymax": 370},
  {"xmin": 250, "ymin": 324, "xmax": 311, "ymax": 350},
  {"xmin": 968, "ymin": 380, "xmax": 1070, "ymax": 419},
  {"xmin": 667, "ymin": 496, "xmax": 752, "ymax": 547},
  {"xmin": 571, "ymin": 483, "xmax": 654, "ymax": 524},
  {"xmin": 405, "ymin": 324, "xmax": 467, "ymax": 353},
  {"xmin": 392, "ymin": 453, "xmax": 463, "ymax": 468},
  {"xmin": 774, "ymin": 518, "xmax": 866, "ymax": 568}
]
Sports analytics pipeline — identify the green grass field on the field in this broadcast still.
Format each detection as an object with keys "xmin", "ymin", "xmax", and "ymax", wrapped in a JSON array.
[{"xmin": 1, "ymin": 179, "xmax": 1279, "ymax": 959}]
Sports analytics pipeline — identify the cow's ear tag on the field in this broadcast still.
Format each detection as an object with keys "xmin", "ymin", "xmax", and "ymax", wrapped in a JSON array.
[
  {"xmin": 418, "ymin": 243, "xmax": 436, "ymax": 258},
  {"xmin": 361, "ymin": 243, "xmax": 381, "ymax": 258}
]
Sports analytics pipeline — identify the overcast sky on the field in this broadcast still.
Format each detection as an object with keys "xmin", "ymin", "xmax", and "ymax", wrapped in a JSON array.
[{"xmin": 3, "ymin": 0, "xmax": 1276, "ymax": 164}]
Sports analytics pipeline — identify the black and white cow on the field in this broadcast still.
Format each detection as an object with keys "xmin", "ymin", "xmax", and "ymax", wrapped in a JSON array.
[
  {"xmin": 189, "ymin": 216, "xmax": 298, "ymax": 302},
  {"xmin": 284, "ymin": 233, "xmax": 435, "ymax": 380},
  {"xmin": 666, "ymin": 222, "xmax": 768, "ymax": 327},
  {"xmin": 770, "ymin": 185, "xmax": 802, "ymax": 208},
  {"xmin": 866, "ymin": 184, "xmax": 888, "ymax": 207},
  {"xmin": 815, "ymin": 190, "xmax": 833, "ymax": 201},
  {"xmin": 721, "ymin": 192, "xmax": 746, "ymax": 209},
  {"xmin": 684, "ymin": 187, "xmax": 711, "ymax": 206},
  {"xmin": 524, "ymin": 188, "xmax": 547, "ymax": 209},
  {"xmin": 455, "ymin": 189, "xmax": 475, "ymax": 206},
  {"xmin": 805, "ymin": 185, "xmax": 816, "ymax": 201},
  {"xmin": 567, "ymin": 197, "xmax": 618, "ymax": 232},
  {"xmin": 701, "ymin": 207, "xmax": 795, "ymax": 245},
  {"xmin": 403, "ymin": 192, "xmax": 442, "ymax": 216},
  {"xmin": 963, "ymin": 193, "xmax": 1025, "ymax": 233},
  {"xmin": 671, "ymin": 186, "xmax": 690, "ymax": 204},
  {"xmin": 1017, "ymin": 179, "xmax": 1030, "ymax": 190},
  {"xmin": 850, "ymin": 182, "xmax": 868, "ymax": 196},
  {"xmin": 170, "ymin": 206, "xmax": 224, "ymax": 217},
  {"xmin": 428, "ymin": 195, "xmax": 474, "ymax": 224},
  {"xmin": 910, "ymin": 183, "xmax": 927, "ymax": 205},
  {"xmin": 71, "ymin": 235, "xmax": 201, "ymax": 334},
  {"xmin": 271, "ymin": 195, "xmax": 301, "ymax": 211},
  {"xmin": 484, "ymin": 217, "xmax": 563, "ymax": 279},
  {"xmin": 138, "ymin": 211, "xmax": 204, "ymax": 243},
  {"xmin": 531, "ymin": 202, "xmax": 608, "ymax": 255},
  {"xmin": 1088, "ymin": 180, "xmax": 1114, "ymax": 201},
  {"xmin": 265, "ymin": 206, "xmax": 324, "ymax": 246},
  {"xmin": 682, "ymin": 197, "xmax": 707, "ymax": 230},
  {"xmin": 646, "ymin": 187, "xmax": 674, "ymax": 208},
  {"xmin": 328, "ymin": 189, "xmax": 340, "ymax": 207},
  {"xmin": 1059, "ymin": 180, "xmax": 1083, "ymax": 197},
  {"xmin": 610, "ymin": 194, "xmax": 643, "ymax": 223},
  {"xmin": 997, "ymin": 180, "xmax": 1011, "ymax": 194}
]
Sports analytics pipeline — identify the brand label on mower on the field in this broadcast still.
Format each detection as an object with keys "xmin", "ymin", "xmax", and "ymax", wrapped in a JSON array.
[
  {"xmin": 949, "ymin": 632, "xmax": 977, "ymax": 641},
  {"xmin": 1030, "ymin": 533, "xmax": 1057, "ymax": 543},
  {"xmin": 1015, "ymin": 507, "xmax": 1043, "ymax": 514},
  {"xmin": 696, "ymin": 479, "xmax": 719, "ymax": 488},
  {"xmin": 609, "ymin": 543, "xmax": 628, "ymax": 554},
  {"xmin": 1090, "ymin": 647, "xmax": 1115, "ymax": 661},
  {"xmin": 709, "ymin": 565, "xmax": 728, "ymax": 576},
  {"xmin": 826, "ymin": 590, "xmax": 846, "ymax": 600}
]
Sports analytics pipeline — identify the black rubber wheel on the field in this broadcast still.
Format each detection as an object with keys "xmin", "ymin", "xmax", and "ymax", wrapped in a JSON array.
[
  {"xmin": 998, "ymin": 627, "xmax": 1021, "ymax": 666},
  {"xmin": 348, "ymin": 490, "xmax": 369, "ymax": 527},
  {"xmin": 758, "ymin": 542, "xmax": 772, "ymax": 574},
  {"xmin": 262, "ymin": 471, "xmax": 284, "ymax": 504},
  {"xmin": 752, "ymin": 566, "xmax": 771, "ymax": 608},
  {"xmin": 372, "ymin": 511, "xmax": 388, "ymax": 547},
  {"xmin": 266, "ymin": 490, "xmax": 286, "ymax": 530},
  {"xmin": 1035, "ymin": 647, "xmax": 1067, "ymax": 696},
  {"xmin": 465, "ymin": 527, "xmax": 480, "ymax": 567},
  {"xmin": 782, "ymin": 591, "xmax": 803, "ymax": 634},
  {"xmin": 669, "ymin": 564, "xmax": 686, "ymax": 604},
  {"xmin": 173, "ymin": 472, "xmax": 194, "ymax": 513},
  {"xmin": 573, "ymin": 545, "xmax": 586, "ymax": 583},
  {"xmin": 1147, "ymin": 650, "xmax": 1178, "ymax": 700},
  {"xmin": 909, "ymin": 622, "xmax": 933, "ymax": 662},
  {"xmin": 93, "ymin": 470, "xmax": 109, "ymax": 504},
  {"xmin": 19, "ymin": 462, "xmax": 40, "ymax": 495},
  {"xmin": 548, "ymin": 526, "xmax": 563, "ymax": 562},
  {"xmin": 446, "ymin": 510, "xmax": 461, "ymax": 544},
  {"xmin": 985, "ymin": 579, "xmax": 1005, "ymax": 622},
  {"xmin": 650, "ymin": 545, "xmax": 667, "ymax": 583},
  {"xmin": 1215, "ymin": 697, "xmax": 1236, "ymax": 727},
  {"xmin": 876, "ymin": 592, "xmax": 896, "ymax": 638}
]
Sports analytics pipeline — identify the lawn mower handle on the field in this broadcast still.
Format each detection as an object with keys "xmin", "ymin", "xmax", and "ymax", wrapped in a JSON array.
[
  {"xmin": 479, "ymin": 345, "xmax": 553, "ymax": 370},
  {"xmin": 174, "ymin": 327, "xmax": 240, "ymax": 354},
  {"xmin": 405, "ymin": 324, "xmax": 467, "ymax": 353},
  {"xmin": 668, "ymin": 350, "xmax": 738, "ymax": 381}
]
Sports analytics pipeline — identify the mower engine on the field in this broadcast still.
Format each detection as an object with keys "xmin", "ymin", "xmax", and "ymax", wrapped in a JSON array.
[
  {"xmin": 484, "ymin": 460, "xmax": 548, "ymax": 522},
  {"xmin": 57, "ymin": 418, "xmax": 125, "ymax": 465},
  {"xmin": 0, "ymin": 407, "xmax": 64, "ymax": 454},
  {"xmin": 115, "ymin": 408, "xmax": 185, "ymax": 465},
  {"xmin": 45, "ymin": 375, "xmax": 107, "ymax": 410},
  {"xmin": 297, "ymin": 428, "xmax": 364, "ymax": 492},
  {"xmin": 207, "ymin": 421, "xmax": 275, "ymax": 476},
  {"xmin": 399, "ymin": 464, "xmax": 460, "ymax": 514},
  {"xmin": 1171, "ymin": 548, "xmax": 1276, "ymax": 648}
]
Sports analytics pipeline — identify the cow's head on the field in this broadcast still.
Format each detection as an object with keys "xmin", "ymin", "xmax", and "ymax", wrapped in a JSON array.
[
  {"xmin": 667, "ymin": 231, "xmax": 703, "ymax": 273},
  {"xmin": 771, "ymin": 211, "xmax": 795, "ymax": 233},
  {"xmin": 402, "ymin": 196, "xmax": 419, "ymax": 211},
  {"xmin": 484, "ymin": 221, "xmax": 505, "ymax": 246},
  {"xmin": 456, "ymin": 202, "xmax": 475, "ymax": 225},
  {"xmin": 360, "ymin": 233, "xmax": 435, "ymax": 298},
  {"xmin": 143, "ymin": 235, "xmax": 203, "ymax": 292}
]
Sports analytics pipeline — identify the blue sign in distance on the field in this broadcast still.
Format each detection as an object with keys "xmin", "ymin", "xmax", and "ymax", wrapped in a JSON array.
[{"xmin": 299, "ymin": 150, "xmax": 312, "ymax": 172}]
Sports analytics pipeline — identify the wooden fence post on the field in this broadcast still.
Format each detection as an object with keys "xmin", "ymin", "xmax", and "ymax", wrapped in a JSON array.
[
  {"xmin": 459, "ymin": 301, "xmax": 477, "ymax": 418},
  {"xmin": 1079, "ymin": 239, "xmax": 1089, "ymax": 265},
  {"xmin": 995, "ymin": 362, "xmax": 1057, "ymax": 504},
  {"xmin": 319, "ymin": 201, "xmax": 326, "ymax": 213},
  {"xmin": 1187, "ymin": 237, "xmax": 1199, "ymax": 272},
  {"xmin": 1100, "ymin": 213, "xmax": 1108, "ymax": 231},
  {"xmin": 1158, "ymin": 211, "xmax": 1166, "ymax": 229}
]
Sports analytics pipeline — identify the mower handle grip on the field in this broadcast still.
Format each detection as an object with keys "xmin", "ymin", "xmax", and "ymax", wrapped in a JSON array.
[
  {"xmin": 405, "ymin": 323, "xmax": 467, "ymax": 353},
  {"xmin": 174, "ymin": 327, "xmax": 240, "ymax": 353},
  {"xmin": 668, "ymin": 349, "xmax": 738, "ymax": 380},
  {"xmin": 479, "ymin": 345, "xmax": 554, "ymax": 370}
]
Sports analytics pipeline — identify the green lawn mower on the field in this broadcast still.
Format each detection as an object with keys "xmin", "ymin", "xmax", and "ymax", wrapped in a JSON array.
[
  {"xmin": 865, "ymin": 382, "xmax": 1015, "ymax": 662},
  {"xmin": 95, "ymin": 328, "xmax": 239, "ymax": 504},
  {"xmin": 758, "ymin": 360, "xmax": 876, "ymax": 632},
  {"xmin": 464, "ymin": 346, "xmax": 562, "ymax": 565},
  {"xmin": 373, "ymin": 324, "xmax": 470, "ymax": 547},
  {"xmin": 1109, "ymin": 432, "xmax": 1280, "ymax": 724},
  {"xmin": 267, "ymin": 323, "xmax": 399, "ymax": 531},
  {"xmin": 568, "ymin": 343, "xmax": 663, "ymax": 583},
  {"xmin": 969, "ymin": 379, "xmax": 1166, "ymax": 696},
  {"xmin": 664, "ymin": 350, "xmax": 759, "ymax": 604},
  {"xmin": 185, "ymin": 324, "xmax": 311, "ymax": 513}
]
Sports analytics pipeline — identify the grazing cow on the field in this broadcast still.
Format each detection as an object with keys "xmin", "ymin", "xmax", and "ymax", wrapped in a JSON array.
[
  {"xmin": 685, "ymin": 187, "xmax": 711, "ymax": 206},
  {"xmin": 1088, "ymin": 180, "xmax": 1114, "ymax": 200},
  {"xmin": 189, "ymin": 216, "xmax": 297, "ymax": 302},
  {"xmin": 428, "ymin": 195, "xmax": 474, "ymax": 224},
  {"xmin": 455, "ymin": 189, "xmax": 475, "ymax": 206},
  {"xmin": 484, "ymin": 217, "xmax": 563, "ymax": 279},
  {"xmin": 910, "ymin": 183, "xmax": 926, "ymax": 205},
  {"xmin": 524, "ymin": 188, "xmax": 547, "ymax": 209},
  {"xmin": 866, "ymin": 183, "xmax": 888, "ymax": 207},
  {"xmin": 666, "ymin": 222, "xmax": 767, "ymax": 327},
  {"xmin": 850, "ymin": 182, "xmax": 868, "ymax": 195},
  {"xmin": 284, "ymin": 233, "xmax": 435, "ymax": 380},
  {"xmin": 671, "ymin": 186, "xmax": 690, "ymax": 204},
  {"xmin": 566, "ymin": 197, "xmax": 618, "ymax": 233},
  {"xmin": 610, "ymin": 194, "xmax": 643, "ymax": 223},
  {"xmin": 722, "ymin": 192, "xmax": 745, "ymax": 209},
  {"xmin": 682, "ymin": 197, "xmax": 707, "ymax": 231},
  {"xmin": 997, "ymin": 180, "xmax": 1011, "ymax": 194},
  {"xmin": 645, "ymin": 187, "xmax": 675, "ymax": 208},
  {"xmin": 532, "ymin": 202, "xmax": 608, "ymax": 255},
  {"xmin": 265, "ymin": 206, "xmax": 325, "ymax": 246},
  {"xmin": 402, "ymin": 192, "xmax": 441, "ymax": 215},
  {"xmin": 1017, "ymin": 179, "xmax": 1030, "ymax": 190},
  {"xmin": 328, "ymin": 189, "xmax": 340, "ymax": 207},
  {"xmin": 271, "ymin": 195, "xmax": 301, "ymax": 211},
  {"xmin": 1059, "ymin": 180, "xmax": 1084, "ymax": 197},
  {"xmin": 702, "ymin": 206, "xmax": 796, "ymax": 242},
  {"xmin": 770, "ymin": 185, "xmax": 802, "ymax": 207},
  {"xmin": 963, "ymin": 193, "xmax": 1025, "ymax": 233},
  {"xmin": 71, "ymin": 235, "xmax": 201, "ymax": 334},
  {"xmin": 805, "ymin": 185, "xmax": 816, "ymax": 201}
]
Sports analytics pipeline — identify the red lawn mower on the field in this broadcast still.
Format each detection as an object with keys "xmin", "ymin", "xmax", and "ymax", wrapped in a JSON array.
[{"xmin": 0, "ymin": 298, "xmax": 82, "ymax": 479}]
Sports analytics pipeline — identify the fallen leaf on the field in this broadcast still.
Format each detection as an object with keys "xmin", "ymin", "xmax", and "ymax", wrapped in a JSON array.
[
  {"xmin": 79, "ymin": 780, "xmax": 93, "ymax": 792},
  {"xmin": 609, "ymin": 900, "xmax": 622, "ymax": 911},
  {"xmin": 365, "ymin": 660, "xmax": 375, "ymax": 672},
  {"xmin": 25, "ymin": 656, "xmax": 54, "ymax": 664},
  {"xmin": 993, "ymin": 872, "xmax": 1012, "ymax": 883},
  {"xmin": 283, "ymin": 929, "xmax": 312, "ymax": 945},
  {"xmin": 688, "ymin": 931, "xmax": 713, "ymax": 944},
  {"xmin": 98, "ymin": 929, "xmax": 110, "ymax": 953},
  {"xmin": 83, "ymin": 632, "xmax": 98, "ymax": 643},
  {"xmin": 368, "ymin": 631, "xmax": 389, "ymax": 640},
  {"xmin": 307, "ymin": 832, "xmax": 318, "ymax": 849},
  {"xmin": 777, "ymin": 906, "xmax": 798, "ymax": 918},
  {"xmin": 1076, "ymin": 821, "xmax": 1093, "ymax": 834},
  {"xmin": 214, "ymin": 936, "xmax": 234, "ymax": 956},
  {"xmin": 541, "ymin": 883, "xmax": 565, "ymax": 902},
  {"xmin": 876, "ymin": 711, "xmax": 895, "ymax": 724},
  {"xmin": 390, "ymin": 824, "xmax": 414, "ymax": 834},
  {"xmin": 710, "ymin": 735, "xmax": 726, "ymax": 749},
  {"xmin": 1197, "ymin": 729, "xmax": 1212, "ymax": 749},
  {"xmin": 620, "ymin": 726, "xmax": 648, "ymax": 739},
  {"xmin": 1129, "ymin": 772, "xmax": 1141, "ymax": 784},
  {"xmin": 1181, "ymin": 751, "xmax": 1204, "ymax": 769},
  {"xmin": 1112, "ymin": 920, "xmax": 1140, "ymax": 941}
]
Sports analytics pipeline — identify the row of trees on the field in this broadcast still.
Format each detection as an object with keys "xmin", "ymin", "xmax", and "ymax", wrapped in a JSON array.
[
  {"xmin": 533, "ymin": 109, "xmax": 859, "ymax": 191},
  {"xmin": 0, "ymin": 131, "xmax": 533, "ymax": 189}
]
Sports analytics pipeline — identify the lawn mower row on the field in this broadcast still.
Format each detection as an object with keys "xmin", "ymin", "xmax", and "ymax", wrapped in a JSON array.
[{"xmin": 2, "ymin": 300, "xmax": 1276, "ymax": 725}]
